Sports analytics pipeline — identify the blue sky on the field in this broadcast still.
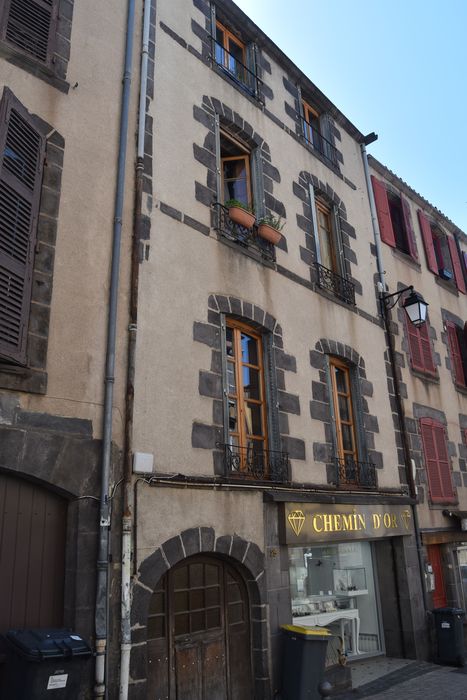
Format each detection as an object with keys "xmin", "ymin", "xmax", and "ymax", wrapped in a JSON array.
[{"xmin": 234, "ymin": 0, "xmax": 467, "ymax": 231}]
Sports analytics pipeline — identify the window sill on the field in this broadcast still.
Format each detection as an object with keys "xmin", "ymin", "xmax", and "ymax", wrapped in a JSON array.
[
  {"xmin": 211, "ymin": 61, "xmax": 263, "ymax": 108},
  {"xmin": 391, "ymin": 247, "xmax": 421, "ymax": 270},
  {"xmin": 217, "ymin": 230, "xmax": 276, "ymax": 269},
  {"xmin": 299, "ymin": 134, "xmax": 341, "ymax": 175},
  {"xmin": 454, "ymin": 382, "xmax": 467, "ymax": 396},
  {"xmin": 435, "ymin": 275, "xmax": 458, "ymax": 296},
  {"xmin": 0, "ymin": 42, "xmax": 69, "ymax": 94},
  {"xmin": 409, "ymin": 367, "xmax": 439, "ymax": 384},
  {"xmin": 0, "ymin": 365, "xmax": 47, "ymax": 394}
]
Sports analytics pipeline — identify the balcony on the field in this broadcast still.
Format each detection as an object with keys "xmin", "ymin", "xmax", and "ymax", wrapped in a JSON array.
[
  {"xmin": 301, "ymin": 117, "xmax": 339, "ymax": 168},
  {"xmin": 316, "ymin": 263, "xmax": 356, "ymax": 306},
  {"xmin": 213, "ymin": 203, "xmax": 275, "ymax": 262},
  {"xmin": 335, "ymin": 457, "xmax": 377, "ymax": 489},
  {"xmin": 217, "ymin": 443, "xmax": 289, "ymax": 482},
  {"xmin": 212, "ymin": 41, "xmax": 262, "ymax": 98}
]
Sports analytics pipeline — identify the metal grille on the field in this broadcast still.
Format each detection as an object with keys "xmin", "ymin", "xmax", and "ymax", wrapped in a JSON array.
[
  {"xmin": 213, "ymin": 203, "xmax": 275, "ymax": 262},
  {"xmin": 0, "ymin": 264, "xmax": 24, "ymax": 348},
  {"xmin": 212, "ymin": 40, "xmax": 261, "ymax": 97},
  {"xmin": 335, "ymin": 457, "xmax": 377, "ymax": 489},
  {"xmin": 316, "ymin": 263, "xmax": 356, "ymax": 305},
  {"xmin": 6, "ymin": 0, "xmax": 53, "ymax": 63},
  {"xmin": 217, "ymin": 443, "xmax": 289, "ymax": 482},
  {"xmin": 301, "ymin": 116, "xmax": 338, "ymax": 167},
  {"xmin": 4, "ymin": 110, "xmax": 42, "ymax": 190}
]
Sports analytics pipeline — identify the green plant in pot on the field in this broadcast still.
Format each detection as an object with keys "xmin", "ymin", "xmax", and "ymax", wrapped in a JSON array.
[
  {"xmin": 225, "ymin": 199, "xmax": 256, "ymax": 229},
  {"xmin": 257, "ymin": 213, "xmax": 284, "ymax": 245}
]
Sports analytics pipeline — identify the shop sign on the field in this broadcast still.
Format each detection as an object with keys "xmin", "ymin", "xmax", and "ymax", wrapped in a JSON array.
[{"xmin": 281, "ymin": 503, "xmax": 413, "ymax": 544}]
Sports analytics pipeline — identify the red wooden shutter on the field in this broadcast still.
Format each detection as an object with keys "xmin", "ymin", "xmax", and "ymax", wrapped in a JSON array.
[
  {"xmin": 420, "ymin": 418, "xmax": 455, "ymax": 503},
  {"xmin": 0, "ymin": 89, "xmax": 44, "ymax": 364},
  {"xmin": 417, "ymin": 210, "xmax": 438, "ymax": 274},
  {"xmin": 401, "ymin": 197, "xmax": 418, "ymax": 260},
  {"xmin": 371, "ymin": 176, "xmax": 395, "ymax": 247},
  {"xmin": 446, "ymin": 322, "xmax": 465, "ymax": 386},
  {"xmin": 406, "ymin": 317, "xmax": 435, "ymax": 374},
  {"xmin": 1, "ymin": 0, "xmax": 58, "ymax": 65},
  {"xmin": 446, "ymin": 236, "xmax": 466, "ymax": 294}
]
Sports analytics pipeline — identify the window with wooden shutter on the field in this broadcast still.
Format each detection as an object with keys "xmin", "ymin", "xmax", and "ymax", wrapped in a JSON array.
[
  {"xmin": 420, "ymin": 418, "xmax": 455, "ymax": 504},
  {"xmin": 446, "ymin": 322, "xmax": 467, "ymax": 388},
  {"xmin": 447, "ymin": 236, "xmax": 466, "ymax": 294},
  {"xmin": 371, "ymin": 176, "xmax": 396, "ymax": 248},
  {"xmin": 406, "ymin": 315, "xmax": 436, "ymax": 375},
  {"xmin": 0, "ymin": 89, "xmax": 45, "ymax": 364},
  {"xmin": 1, "ymin": 0, "xmax": 58, "ymax": 65}
]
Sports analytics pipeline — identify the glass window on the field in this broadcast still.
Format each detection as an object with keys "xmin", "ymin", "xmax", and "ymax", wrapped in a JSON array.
[
  {"xmin": 329, "ymin": 358, "xmax": 358, "ymax": 468},
  {"xmin": 215, "ymin": 21, "xmax": 247, "ymax": 86},
  {"xmin": 289, "ymin": 542, "xmax": 382, "ymax": 656},
  {"xmin": 221, "ymin": 132, "xmax": 252, "ymax": 209}
]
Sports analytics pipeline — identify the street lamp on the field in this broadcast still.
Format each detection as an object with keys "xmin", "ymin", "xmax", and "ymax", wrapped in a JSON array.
[{"xmin": 381, "ymin": 285, "xmax": 428, "ymax": 328}]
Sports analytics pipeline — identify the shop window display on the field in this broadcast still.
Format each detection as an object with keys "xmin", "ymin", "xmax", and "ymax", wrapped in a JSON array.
[{"xmin": 289, "ymin": 542, "xmax": 382, "ymax": 656}]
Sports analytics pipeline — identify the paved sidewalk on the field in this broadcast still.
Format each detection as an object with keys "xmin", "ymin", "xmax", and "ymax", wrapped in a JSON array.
[{"xmin": 333, "ymin": 660, "xmax": 467, "ymax": 699}]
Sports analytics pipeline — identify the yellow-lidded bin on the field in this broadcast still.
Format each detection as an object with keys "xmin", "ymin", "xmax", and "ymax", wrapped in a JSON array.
[{"xmin": 280, "ymin": 625, "xmax": 331, "ymax": 700}]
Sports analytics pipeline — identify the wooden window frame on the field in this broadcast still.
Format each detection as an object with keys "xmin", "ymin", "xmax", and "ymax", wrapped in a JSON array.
[
  {"xmin": 215, "ymin": 20, "xmax": 246, "ymax": 72},
  {"xmin": 420, "ymin": 418, "xmax": 456, "ymax": 504},
  {"xmin": 329, "ymin": 357, "xmax": 358, "ymax": 465},
  {"xmin": 302, "ymin": 100, "xmax": 320, "ymax": 146},
  {"xmin": 0, "ymin": 0, "xmax": 59, "ymax": 68},
  {"xmin": 226, "ymin": 319, "xmax": 268, "ymax": 470},
  {"xmin": 220, "ymin": 130, "xmax": 253, "ymax": 209},
  {"xmin": 315, "ymin": 198, "xmax": 339, "ymax": 274}
]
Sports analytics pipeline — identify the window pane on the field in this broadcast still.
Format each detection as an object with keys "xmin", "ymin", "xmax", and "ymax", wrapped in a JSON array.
[
  {"xmin": 190, "ymin": 563, "xmax": 204, "ymax": 588},
  {"xmin": 338, "ymin": 394, "xmax": 350, "ymax": 422},
  {"xmin": 205, "ymin": 564, "xmax": 219, "ymax": 585},
  {"xmin": 189, "ymin": 589, "xmax": 204, "ymax": 611},
  {"xmin": 242, "ymin": 367, "xmax": 261, "ymax": 400},
  {"xmin": 224, "ymin": 177, "xmax": 248, "ymax": 204},
  {"xmin": 241, "ymin": 332, "xmax": 259, "ymax": 365},
  {"xmin": 334, "ymin": 366, "xmax": 347, "ymax": 394},
  {"xmin": 228, "ymin": 38, "xmax": 243, "ymax": 63},
  {"xmin": 341, "ymin": 424, "xmax": 354, "ymax": 452},
  {"xmin": 206, "ymin": 608, "xmax": 221, "ymax": 629},
  {"xmin": 224, "ymin": 158, "xmax": 246, "ymax": 182},
  {"xmin": 173, "ymin": 566, "xmax": 188, "ymax": 590},
  {"xmin": 226, "ymin": 328, "xmax": 234, "ymax": 357},
  {"xmin": 227, "ymin": 362, "xmax": 236, "ymax": 393},
  {"xmin": 174, "ymin": 591, "xmax": 188, "ymax": 613},
  {"xmin": 174, "ymin": 613, "xmax": 189, "ymax": 636},
  {"xmin": 206, "ymin": 586, "xmax": 220, "ymax": 606},
  {"xmin": 191, "ymin": 611, "xmax": 205, "ymax": 633},
  {"xmin": 244, "ymin": 403, "xmax": 263, "ymax": 436},
  {"xmin": 228, "ymin": 400, "xmax": 238, "ymax": 433}
]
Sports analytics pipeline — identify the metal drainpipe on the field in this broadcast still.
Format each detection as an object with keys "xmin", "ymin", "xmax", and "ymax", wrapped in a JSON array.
[
  {"xmin": 119, "ymin": 0, "xmax": 152, "ymax": 697},
  {"xmin": 361, "ymin": 141, "xmax": 429, "ymax": 616},
  {"xmin": 95, "ymin": 1, "xmax": 136, "ymax": 698}
]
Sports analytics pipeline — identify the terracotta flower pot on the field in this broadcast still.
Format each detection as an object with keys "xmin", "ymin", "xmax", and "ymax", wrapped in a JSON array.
[
  {"xmin": 228, "ymin": 206, "xmax": 256, "ymax": 229},
  {"xmin": 258, "ymin": 222, "xmax": 282, "ymax": 245}
]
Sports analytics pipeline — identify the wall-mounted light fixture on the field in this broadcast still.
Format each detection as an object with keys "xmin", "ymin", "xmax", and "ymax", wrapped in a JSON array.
[{"xmin": 381, "ymin": 284, "xmax": 428, "ymax": 328}]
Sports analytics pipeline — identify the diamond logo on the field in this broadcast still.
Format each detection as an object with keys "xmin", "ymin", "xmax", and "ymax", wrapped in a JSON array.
[{"xmin": 288, "ymin": 509, "xmax": 305, "ymax": 536}]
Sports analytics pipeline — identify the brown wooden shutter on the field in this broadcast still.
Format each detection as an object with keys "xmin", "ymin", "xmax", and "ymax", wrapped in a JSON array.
[
  {"xmin": 420, "ymin": 418, "xmax": 455, "ymax": 503},
  {"xmin": 446, "ymin": 236, "xmax": 466, "ymax": 294},
  {"xmin": 417, "ymin": 210, "xmax": 438, "ymax": 274},
  {"xmin": 419, "ymin": 322, "xmax": 436, "ymax": 374},
  {"xmin": 400, "ymin": 197, "xmax": 418, "ymax": 261},
  {"xmin": 0, "ymin": 89, "xmax": 45, "ymax": 364},
  {"xmin": 446, "ymin": 321, "xmax": 465, "ymax": 387},
  {"xmin": 1, "ymin": 0, "xmax": 58, "ymax": 65},
  {"xmin": 371, "ymin": 176, "xmax": 395, "ymax": 247}
]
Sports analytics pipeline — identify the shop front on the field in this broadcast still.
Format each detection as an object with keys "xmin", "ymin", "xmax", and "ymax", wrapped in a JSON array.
[{"xmin": 280, "ymin": 501, "xmax": 416, "ymax": 659}]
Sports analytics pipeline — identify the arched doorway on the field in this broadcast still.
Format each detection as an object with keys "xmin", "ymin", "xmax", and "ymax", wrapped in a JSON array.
[{"xmin": 146, "ymin": 554, "xmax": 253, "ymax": 699}]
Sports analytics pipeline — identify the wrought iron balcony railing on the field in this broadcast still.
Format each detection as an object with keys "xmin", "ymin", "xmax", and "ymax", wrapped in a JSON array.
[
  {"xmin": 300, "ymin": 117, "xmax": 339, "ymax": 168},
  {"xmin": 335, "ymin": 457, "xmax": 377, "ymax": 489},
  {"xmin": 316, "ymin": 263, "xmax": 356, "ymax": 305},
  {"xmin": 217, "ymin": 442, "xmax": 289, "ymax": 482},
  {"xmin": 212, "ymin": 41, "xmax": 262, "ymax": 98},
  {"xmin": 213, "ymin": 203, "xmax": 275, "ymax": 262}
]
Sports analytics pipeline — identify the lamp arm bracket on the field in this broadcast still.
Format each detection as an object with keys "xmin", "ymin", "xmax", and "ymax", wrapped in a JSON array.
[{"xmin": 381, "ymin": 285, "xmax": 413, "ymax": 311}]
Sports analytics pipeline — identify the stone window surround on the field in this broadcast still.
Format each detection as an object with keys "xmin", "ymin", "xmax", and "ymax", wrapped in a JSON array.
[
  {"xmin": 192, "ymin": 294, "xmax": 306, "ymax": 477},
  {"xmin": 309, "ymin": 339, "xmax": 382, "ymax": 485},
  {"xmin": 129, "ymin": 528, "xmax": 270, "ymax": 700},
  {"xmin": 405, "ymin": 404, "xmax": 461, "ymax": 508},
  {"xmin": 0, "ymin": 86, "xmax": 64, "ymax": 394},
  {"xmin": 0, "ymin": 0, "xmax": 74, "ymax": 93},
  {"xmin": 194, "ymin": 95, "xmax": 288, "ymax": 255},
  {"xmin": 293, "ymin": 171, "xmax": 362, "ymax": 298}
]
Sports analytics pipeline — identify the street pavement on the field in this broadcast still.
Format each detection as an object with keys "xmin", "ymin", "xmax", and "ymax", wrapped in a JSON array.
[{"xmin": 333, "ymin": 660, "xmax": 467, "ymax": 699}]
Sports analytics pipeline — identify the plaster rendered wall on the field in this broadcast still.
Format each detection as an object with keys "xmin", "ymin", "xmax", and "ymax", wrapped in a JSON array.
[
  {"xmin": 0, "ymin": 0, "xmax": 139, "ymax": 443},
  {"xmin": 132, "ymin": 0, "xmax": 402, "ymax": 491},
  {"xmin": 369, "ymin": 164, "xmax": 467, "ymax": 529}
]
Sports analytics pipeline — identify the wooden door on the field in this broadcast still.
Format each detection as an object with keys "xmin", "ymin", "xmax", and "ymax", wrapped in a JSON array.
[
  {"xmin": 0, "ymin": 472, "xmax": 67, "ymax": 633},
  {"xmin": 427, "ymin": 544, "xmax": 447, "ymax": 609},
  {"xmin": 146, "ymin": 556, "xmax": 253, "ymax": 700}
]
